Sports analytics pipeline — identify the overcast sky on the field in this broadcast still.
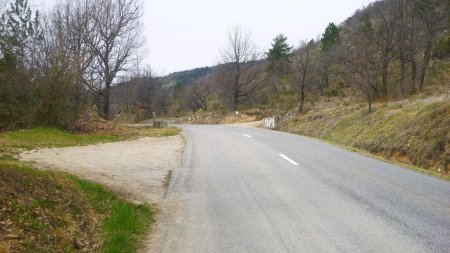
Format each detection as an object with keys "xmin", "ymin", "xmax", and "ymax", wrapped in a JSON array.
[{"xmin": 30, "ymin": 0, "xmax": 374, "ymax": 74}]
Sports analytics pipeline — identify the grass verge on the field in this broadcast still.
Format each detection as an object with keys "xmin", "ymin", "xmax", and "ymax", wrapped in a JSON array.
[
  {"xmin": 0, "ymin": 126, "xmax": 165, "ymax": 252},
  {"xmin": 0, "ymin": 126, "xmax": 181, "ymax": 151},
  {"xmin": 282, "ymin": 98, "xmax": 450, "ymax": 178},
  {"xmin": 70, "ymin": 176, "xmax": 154, "ymax": 253},
  {"xmin": 0, "ymin": 127, "xmax": 122, "ymax": 150},
  {"xmin": 135, "ymin": 127, "xmax": 181, "ymax": 137},
  {"xmin": 0, "ymin": 156, "xmax": 154, "ymax": 253}
]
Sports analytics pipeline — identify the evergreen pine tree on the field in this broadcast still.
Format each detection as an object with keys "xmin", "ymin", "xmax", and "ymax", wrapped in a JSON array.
[
  {"xmin": 320, "ymin": 23, "xmax": 340, "ymax": 53},
  {"xmin": 266, "ymin": 34, "xmax": 292, "ymax": 76}
]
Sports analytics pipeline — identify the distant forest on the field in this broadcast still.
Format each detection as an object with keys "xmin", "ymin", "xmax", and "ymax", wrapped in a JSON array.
[{"xmin": 114, "ymin": 0, "xmax": 450, "ymax": 118}]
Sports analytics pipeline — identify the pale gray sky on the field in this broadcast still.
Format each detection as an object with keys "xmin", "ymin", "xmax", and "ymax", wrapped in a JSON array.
[{"xmin": 30, "ymin": 0, "xmax": 374, "ymax": 74}]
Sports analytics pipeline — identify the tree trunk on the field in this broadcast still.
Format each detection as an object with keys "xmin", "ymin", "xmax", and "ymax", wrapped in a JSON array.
[
  {"xmin": 323, "ymin": 65, "xmax": 329, "ymax": 93},
  {"xmin": 319, "ymin": 80, "xmax": 324, "ymax": 96},
  {"xmin": 233, "ymin": 91, "xmax": 239, "ymax": 112},
  {"xmin": 399, "ymin": 0, "xmax": 407, "ymax": 97},
  {"xmin": 299, "ymin": 83, "xmax": 305, "ymax": 112},
  {"xmin": 411, "ymin": 59, "xmax": 417, "ymax": 94},
  {"xmin": 103, "ymin": 84, "xmax": 110, "ymax": 120},
  {"xmin": 419, "ymin": 41, "xmax": 432, "ymax": 91},
  {"xmin": 400, "ymin": 58, "xmax": 405, "ymax": 96},
  {"xmin": 366, "ymin": 83, "xmax": 372, "ymax": 113},
  {"xmin": 382, "ymin": 63, "xmax": 388, "ymax": 98},
  {"xmin": 371, "ymin": 84, "xmax": 379, "ymax": 98},
  {"xmin": 410, "ymin": 15, "xmax": 417, "ymax": 95}
]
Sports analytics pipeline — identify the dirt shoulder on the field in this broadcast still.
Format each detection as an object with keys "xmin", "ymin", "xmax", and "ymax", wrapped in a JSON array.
[{"xmin": 19, "ymin": 135, "xmax": 184, "ymax": 204}]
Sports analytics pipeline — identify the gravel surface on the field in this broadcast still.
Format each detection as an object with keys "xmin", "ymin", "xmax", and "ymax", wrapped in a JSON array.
[{"xmin": 20, "ymin": 136, "xmax": 184, "ymax": 204}]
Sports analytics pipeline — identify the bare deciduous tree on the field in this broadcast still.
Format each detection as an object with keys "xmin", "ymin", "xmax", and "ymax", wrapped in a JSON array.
[
  {"xmin": 86, "ymin": 0, "xmax": 144, "ymax": 119},
  {"xmin": 399, "ymin": 0, "xmax": 407, "ymax": 96},
  {"xmin": 294, "ymin": 40, "xmax": 314, "ymax": 113},
  {"xmin": 188, "ymin": 77, "xmax": 211, "ymax": 114},
  {"xmin": 339, "ymin": 14, "xmax": 381, "ymax": 113},
  {"xmin": 158, "ymin": 80, "xmax": 171, "ymax": 115},
  {"xmin": 414, "ymin": 0, "xmax": 448, "ymax": 91},
  {"xmin": 49, "ymin": 0, "xmax": 94, "ymax": 104},
  {"xmin": 373, "ymin": 0, "xmax": 401, "ymax": 97},
  {"xmin": 136, "ymin": 67, "xmax": 156, "ymax": 115},
  {"xmin": 218, "ymin": 25, "xmax": 261, "ymax": 111}
]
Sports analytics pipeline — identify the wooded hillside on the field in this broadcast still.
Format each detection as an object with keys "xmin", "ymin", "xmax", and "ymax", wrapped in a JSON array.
[
  {"xmin": 1, "ymin": 0, "xmax": 449, "ymax": 126},
  {"xmin": 113, "ymin": 0, "xmax": 449, "ymax": 118}
]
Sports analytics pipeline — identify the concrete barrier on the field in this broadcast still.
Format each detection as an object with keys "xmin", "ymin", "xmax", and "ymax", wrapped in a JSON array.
[
  {"xmin": 262, "ymin": 117, "xmax": 277, "ymax": 129},
  {"xmin": 153, "ymin": 120, "xmax": 173, "ymax": 128}
]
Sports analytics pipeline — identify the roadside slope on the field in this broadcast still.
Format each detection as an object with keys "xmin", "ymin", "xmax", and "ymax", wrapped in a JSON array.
[{"xmin": 282, "ymin": 98, "xmax": 450, "ymax": 176}]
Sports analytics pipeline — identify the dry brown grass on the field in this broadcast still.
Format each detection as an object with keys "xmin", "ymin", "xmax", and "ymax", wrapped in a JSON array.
[
  {"xmin": 0, "ymin": 161, "xmax": 102, "ymax": 253},
  {"xmin": 282, "ymin": 97, "xmax": 450, "ymax": 176},
  {"xmin": 182, "ymin": 111, "xmax": 258, "ymax": 125}
]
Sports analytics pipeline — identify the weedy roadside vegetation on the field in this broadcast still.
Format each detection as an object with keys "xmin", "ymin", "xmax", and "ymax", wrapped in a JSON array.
[
  {"xmin": 282, "ymin": 97, "xmax": 450, "ymax": 179},
  {"xmin": 0, "ymin": 126, "xmax": 179, "ymax": 252}
]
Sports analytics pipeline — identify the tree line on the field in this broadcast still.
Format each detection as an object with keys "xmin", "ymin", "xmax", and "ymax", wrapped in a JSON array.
[
  {"xmin": 119, "ymin": 0, "xmax": 448, "ymax": 117},
  {"xmin": 1, "ymin": 0, "xmax": 449, "ymax": 130},
  {"xmin": 0, "ymin": 0, "xmax": 144, "ymax": 129}
]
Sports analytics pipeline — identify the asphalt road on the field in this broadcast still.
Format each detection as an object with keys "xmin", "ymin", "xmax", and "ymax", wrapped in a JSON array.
[{"xmin": 161, "ymin": 124, "xmax": 450, "ymax": 253}]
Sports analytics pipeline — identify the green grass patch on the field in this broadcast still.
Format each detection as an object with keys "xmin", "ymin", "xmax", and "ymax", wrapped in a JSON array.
[
  {"xmin": 70, "ymin": 177, "xmax": 154, "ymax": 253},
  {"xmin": 133, "ymin": 127, "xmax": 181, "ymax": 137},
  {"xmin": 0, "ymin": 126, "xmax": 181, "ymax": 152},
  {"xmin": 0, "ymin": 127, "xmax": 122, "ymax": 150},
  {"xmin": 0, "ymin": 156, "xmax": 155, "ymax": 253},
  {"xmin": 160, "ymin": 127, "xmax": 181, "ymax": 136}
]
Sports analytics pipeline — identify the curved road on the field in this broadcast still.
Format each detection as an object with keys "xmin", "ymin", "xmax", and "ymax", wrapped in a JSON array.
[{"xmin": 160, "ymin": 124, "xmax": 450, "ymax": 252}]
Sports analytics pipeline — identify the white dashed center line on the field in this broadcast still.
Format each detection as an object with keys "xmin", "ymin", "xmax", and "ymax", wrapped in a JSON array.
[
  {"xmin": 278, "ymin": 154, "xmax": 299, "ymax": 166},
  {"xmin": 243, "ymin": 134, "xmax": 252, "ymax": 138}
]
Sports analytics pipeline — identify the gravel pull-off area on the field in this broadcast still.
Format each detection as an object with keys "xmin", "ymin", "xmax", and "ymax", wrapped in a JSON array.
[{"xmin": 20, "ymin": 136, "xmax": 184, "ymax": 204}]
